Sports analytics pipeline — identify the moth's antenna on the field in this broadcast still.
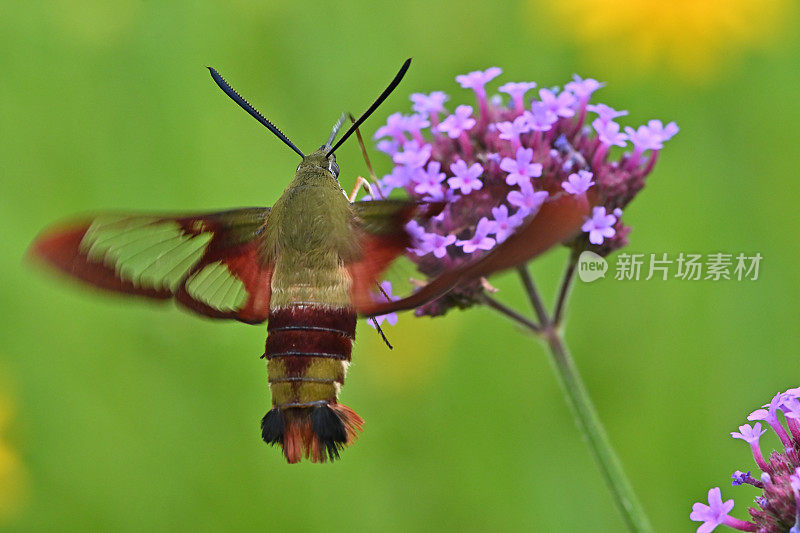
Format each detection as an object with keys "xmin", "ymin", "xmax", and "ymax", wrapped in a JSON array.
[
  {"xmin": 207, "ymin": 67, "xmax": 305, "ymax": 158},
  {"xmin": 325, "ymin": 113, "xmax": 347, "ymax": 148},
  {"xmin": 326, "ymin": 58, "xmax": 411, "ymax": 157}
]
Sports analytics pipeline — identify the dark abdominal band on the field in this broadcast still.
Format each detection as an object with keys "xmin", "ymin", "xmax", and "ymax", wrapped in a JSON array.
[{"xmin": 264, "ymin": 304, "xmax": 356, "ymax": 408}]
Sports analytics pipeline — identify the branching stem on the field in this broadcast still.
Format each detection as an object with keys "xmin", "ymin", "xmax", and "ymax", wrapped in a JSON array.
[{"xmin": 479, "ymin": 255, "xmax": 654, "ymax": 533}]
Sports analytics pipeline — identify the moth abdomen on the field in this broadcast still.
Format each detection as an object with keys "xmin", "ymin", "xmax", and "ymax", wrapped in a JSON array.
[{"xmin": 263, "ymin": 304, "xmax": 363, "ymax": 462}]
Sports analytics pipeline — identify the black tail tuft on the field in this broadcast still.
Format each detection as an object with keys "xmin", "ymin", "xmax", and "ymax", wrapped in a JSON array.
[
  {"xmin": 261, "ymin": 408, "xmax": 285, "ymax": 445},
  {"xmin": 311, "ymin": 404, "xmax": 348, "ymax": 461}
]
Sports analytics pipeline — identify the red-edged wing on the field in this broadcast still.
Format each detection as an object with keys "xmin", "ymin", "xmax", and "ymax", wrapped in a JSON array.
[
  {"xmin": 356, "ymin": 192, "xmax": 592, "ymax": 316},
  {"xmin": 29, "ymin": 207, "xmax": 272, "ymax": 324},
  {"xmin": 347, "ymin": 199, "xmax": 442, "ymax": 311}
]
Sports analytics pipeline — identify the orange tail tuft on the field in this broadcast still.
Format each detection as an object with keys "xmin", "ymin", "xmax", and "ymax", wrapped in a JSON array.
[{"xmin": 261, "ymin": 403, "xmax": 364, "ymax": 463}]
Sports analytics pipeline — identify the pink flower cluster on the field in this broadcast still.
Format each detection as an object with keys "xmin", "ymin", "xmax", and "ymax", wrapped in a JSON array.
[
  {"xmin": 691, "ymin": 387, "xmax": 800, "ymax": 533},
  {"xmin": 370, "ymin": 67, "xmax": 677, "ymax": 316}
]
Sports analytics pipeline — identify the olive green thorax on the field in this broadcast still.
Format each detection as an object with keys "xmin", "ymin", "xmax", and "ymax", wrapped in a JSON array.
[{"xmin": 262, "ymin": 148, "xmax": 359, "ymax": 308}]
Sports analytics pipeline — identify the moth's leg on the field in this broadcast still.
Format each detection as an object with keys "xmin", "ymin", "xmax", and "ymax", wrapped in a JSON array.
[
  {"xmin": 369, "ymin": 317, "xmax": 393, "ymax": 350},
  {"xmin": 348, "ymin": 176, "xmax": 376, "ymax": 202},
  {"xmin": 369, "ymin": 281, "xmax": 394, "ymax": 349}
]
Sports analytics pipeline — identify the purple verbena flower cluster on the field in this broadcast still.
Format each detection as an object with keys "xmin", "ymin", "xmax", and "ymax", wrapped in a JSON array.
[
  {"xmin": 691, "ymin": 387, "xmax": 800, "ymax": 533},
  {"xmin": 370, "ymin": 67, "xmax": 677, "ymax": 317}
]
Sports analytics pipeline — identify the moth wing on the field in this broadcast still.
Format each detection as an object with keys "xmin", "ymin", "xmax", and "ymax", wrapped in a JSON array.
[
  {"xmin": 347, "ymin": 199, "xmax": 442, "ymax": 312},
  {"xmin": 29, "ymin": 207, "xmax": 273, "ymax": 324},
  {"xmin": 359, "ymin": 192, "xmax": 592, "ymax": 316}
]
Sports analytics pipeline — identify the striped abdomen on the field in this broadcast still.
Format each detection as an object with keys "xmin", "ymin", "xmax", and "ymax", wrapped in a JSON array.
[{"xmin": 261, "ymin": 304, "xmax": 363, "ymax": 462}]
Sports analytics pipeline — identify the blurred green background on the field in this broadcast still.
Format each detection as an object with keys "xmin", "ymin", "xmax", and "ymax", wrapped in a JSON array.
[{"xmin": 2, "ymin": 1, "xmax": 799, "ymax": 531}]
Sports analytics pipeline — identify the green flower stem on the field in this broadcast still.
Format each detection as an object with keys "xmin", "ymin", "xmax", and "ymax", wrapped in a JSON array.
[
  {"xmin": 481, "ymin": 257, "xmax": 653, "ymax": 533},
  {"xmin": 478, "ymin": 292, "xmax": 541, "ymax": 332},
  {"xmin": 553, "ymin": 248, "xmax": 579, "ymax": 326},
  {"xmin": 517, "ymin": 265, "xmax": 549, "ymax": 321},
  {"xmin": 541, "ymin": 325, "xmax": 653, "ymax": 533}
]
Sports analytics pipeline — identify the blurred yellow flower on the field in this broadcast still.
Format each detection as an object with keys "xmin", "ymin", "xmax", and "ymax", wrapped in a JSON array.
[
  {"xmin": 0, "ymin": 376, "xmax": 25, "ymax": 524},
  {"xmin": 537, "ymin": 0, "xmax": 796, "ymax": 81}
]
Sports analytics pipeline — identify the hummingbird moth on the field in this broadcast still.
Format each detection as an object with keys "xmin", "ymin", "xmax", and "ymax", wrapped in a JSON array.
[{"xmin": 30, "ymin": 59, "xmax": 591, "ymax": 463}]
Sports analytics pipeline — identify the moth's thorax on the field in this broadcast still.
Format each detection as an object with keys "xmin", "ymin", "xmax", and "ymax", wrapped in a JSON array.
[{"xmin": 263, "ymin": 149, "xmax": 358, "ymax": 309}]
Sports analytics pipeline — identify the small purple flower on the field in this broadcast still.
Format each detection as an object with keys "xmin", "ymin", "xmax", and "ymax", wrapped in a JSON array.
[
  {"xmin": 413, "ymin": 161, "xmax": 446, "ymax": 198},
  {"xmin": 625, "ymin": 124, "xmax": 667, "ymax": 152},
  {"xmin": 404, "ymin": 113, "xmax": 431, "ymax": 134},
  {"xmin": 365, "ymin": 178, "xmax": 393, "ymax": 200},
  {"xmin": 749, "ymin": 392, "xmax": 794, "ymax": 448},
  {"xmin": 646, "ymin": 119, "xmax": 679, "ymax": 143},
  {"xmin": 437, "ymin": 105, "xmax": 477, "ymax": 139},
  {"xmin": 374, "ymin": 112, "xmax": 407, "ymax": 141},
  {"xmin": 455, "ymin": 67, "xmax": 503, "ymax": 93},
  {"xmin": 526, "ymin": 102, "xmax": 559, "ymax": 131},
  {"xmin": 781, "ymin": 392, "xmax": 800, "ymax": 411},
  {"xmin": 369, "ymin": 281, "xmax": 399, "ymax": 328},
  {"xmin": 784, "ymin": 400, "xmax": 800, "ymax": 420},
  {"xmin": 731, "ymin": 471, "xmax": 751, "ymax": 487},
  {"xmin": 410, "ymin": 235, "xmax": 434, "ymax": 256},
  {"xmin": 562, "ymin": 170, "xmax": 595, "ymax": 195},
  {"xmin": 496, "ymin": 115, "xmax": 532, "ymax": 143},
  {"xmin": 456, "ymin": 217, "xmax": 496, "ymax": 254},
  {"xmin": 539, "ymin": 88, "xmax": 577, "ymax": 118},
  {"xmin": 382, "ymin": 165, "xmax": 414, "ymax": 189},
  {"xmin": 785, "ymin": 387, "xmax": 800, "ymax": 398},
  {"xmin": 416, "ymin": 232, "xmax": 457, "ymax": 259},
  {"xmin": 487, "ymin": 204, "xmax": 527, "ymax": 244},
  {"xmin": 448, "ymin": 159, "xmax": 484, "ymax": 195},
  {"xmin": 498, "ymin": 81, "xmax": 537, "ymax": 110},
  {"xmin": 392, "ymin": 140, "xmax": 432, "ymax": 168},
  {"xmin": 592, "ymin": 119, "xmax": 628, "ymax": 147},
  {"xmin": 498, "ymin": 81, "xmax": 537, "ymax": 100},
  {"xmin": 690, "ymin": 487, "xmax": 735, "ymax": 533},
  {"xmin": 565, "ymin": 75, "xmax": 603, "ymax": 101},
  {"xmin": 405, "ymin": 219, "xmax": 427, "ymax": 243},
  {"xmin": 507, "ymin": 181, "xmax": 549, "ymax": 217},
  {"xmin": 587, "ymin": 103, "xmax": 628, "ymax": 123},
  {"xmin": 376, "ymin": 139, "xmax": 399, "ymax": 156},
  {"xmin": 456, "ymin": 67, "xmax": 503, "ymax": 122},
  {"xmin": 731, "ymin": 423, "xmax": 767, "ymax": 444},
  {"xmin": 500, "ymin": 147, "xmax": 543, "ymax": 187},
  {"xmin": 582, "ymin": 207, "xmax": 617, "ymax": 245},
  {"xmin": 410, "ymin": 91, "xmax": 449, "ymax": 117}
]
